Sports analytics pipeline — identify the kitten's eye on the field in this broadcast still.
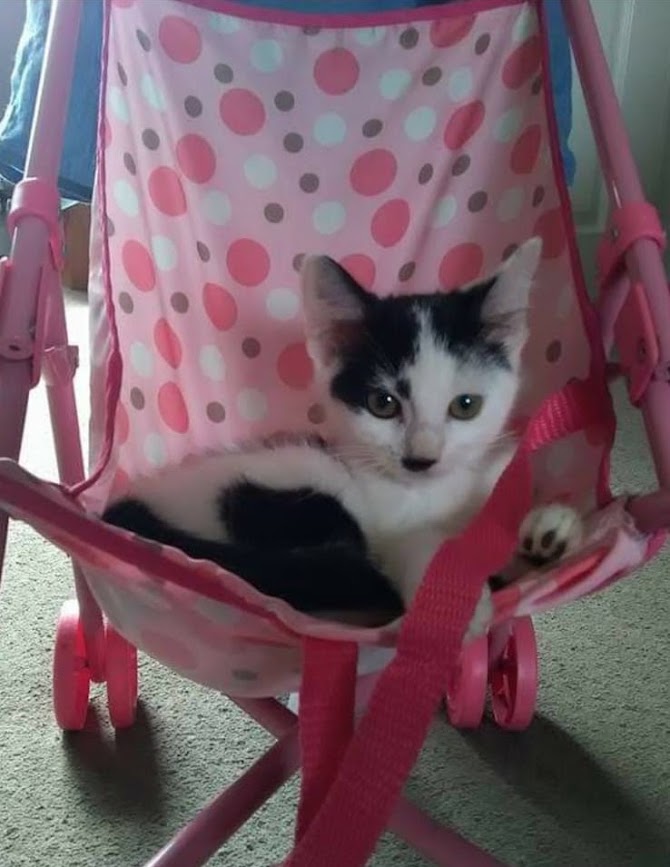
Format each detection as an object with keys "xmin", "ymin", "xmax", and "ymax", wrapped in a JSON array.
[
  {"xmin": 448, "ymin": 394, "xmax": 483, "ymax": 420},
  {"xmin": 366, "ymin": 390, "xmax": 401, "ymax": 419}
]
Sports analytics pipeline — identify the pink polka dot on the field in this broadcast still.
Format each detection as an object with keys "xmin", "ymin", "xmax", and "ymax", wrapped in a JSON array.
[
  {"xmin": 203, "ymin": 282, "xmax": 238, "ymax": 330},
  {"xmin": 140, "ymin": 627, "xmax": 197, "ymax": 670},
  {"xmin": 533, "ymin": 208, "xmax": 566, "ymax": 259},
  {"xmin": 116, "ymin": 402, "xmax": 129, "ymax": 445},
  {"xmin": 444, "ymin": 101, "xmax": 485, "ymax": 150},
  {"xmin": 314, "ymin": 48, "xmax": 360, "ymax": 95},
  {"xmin": 503, "ymin": 36, "xmax": 542, "ymax": 89},
  {"xmin": 439, "ymin": 243, "xmax": 484, "ymax": 290},
  {"xmin": 176, "ymin": 134, "xmax": 216, "ymax": 184},
  {"xmin": 430, "ymin": 15, "xmax": 475, "ymax": 48},
  {"xmin": 158, "ymin": 16, "xmax": 202, "ymax": 64},
  {"xmin": 158, "ymin": 382, "xmax": 190, "ymax": 433},
  {"xmin": 510, "ymin": 124, "xmax": 542, "ymax": 174},
  {"xmin": 220, "ymin": 89, "xmax": 265, "ymax": 136},
  {"xmin": 350, "ymin": 149, "xmax": 397, "ymax": 197},
  {"xmin": 122, "ymin": 240, "xmax": 156, "ymax": 291},
  {"xmin": 277, "ymin": 342, "xmax": 314, "ymax": 390},
  {"xmin": 148, "ymin": 167, "xmax": 187, "ymax": 216},
  {"xmin": 341, "ymin": 253, "xmax": 376, "ymax": 289},
  {"xmin": 226, "ymin": 239, "xmax": 270, "ymax": 287},
  {"xmin": 154, "ymin": 318, "xmax": 183, "ymax": 369},
  {"xmin": 110, "ymin": 467, "xmax": 130, "ymax": 500},
  {"xmin": 371, "ymin": 199, "xmax": 410, "ymax": 248}
]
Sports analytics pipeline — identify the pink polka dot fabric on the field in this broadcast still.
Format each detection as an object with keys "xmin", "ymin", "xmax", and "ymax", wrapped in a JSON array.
[{"xmin": 74, "ymin": 0, "xmax": 621, "ymax": 691}]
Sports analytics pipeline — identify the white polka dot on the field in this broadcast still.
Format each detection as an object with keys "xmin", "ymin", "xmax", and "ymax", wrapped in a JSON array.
[
  {"xmin": 448, "ymin": 67, "xmax": 473, "ymax": 102},
  {"xmin": 513, "ymin": 6, "xmax": 537, "ymax": 43},
  {"xmin": 114, "ymin": 179, "xmax": 139, "ymax": 216},
  {"xmin": 379, "ymin": 69, "xmax": 412, "ymax": 101},
  {"xmin": 130, "ymin": 341, "xmax": 154, "ymax": 378},
  {"xmin": 151, "ymin": 235, "xmax": 177, "ymax": 271},
  {"xmin": 199, "ymin": 345, "xmax": 226, "ymax": 382},
  {"xmin": 141, "ymin": 73, "xmax": 166, "ymax": 111},
  {"xmin": 144, "ymin": 433, "xmax": 167, "ymax": 468},
  {"xmin": 313, "ymin": 113, "xmax": 347, "ymax": 147},
  {"xmin": 497, "ymin": 187, "xmax": 525, "ymax": 222},
  {"xmin": 354, "ymin": 26, "xmax": 387, "ymax": 46},
  {"xmin": 431, "ymin": 195, "xmax": 457, "ymax": 228},
  {"xmin": 494, "ymin": 107, "xmax": 525, "ymax": 142},
  {"xmin": 109, "ymin": 87, "xmax": 129, "ymax": 123},
  {"xmin": 313, "ymin": 201, "xmax": 346, "ymax": 236},
  {"xmin": 243, "ymin": 154, "xmax": 277, "ymax": 189},
  {"xmin": 267, "ymin": 288, "xmax": 300, "ymax": 321},
  {"xmin": 237, "ymin": 388, "xmax": 268, "ymax": 422},
  {"xmin": 203, "ymin": 190, "xmax": 232, "ymax": 226},
  {"xmin": 209, "ymin": 12, "xmax": 241, "ymax": 33},
  {"xmin": 404, "ymin": 106, "xmax": 436, "ymax": 141},
  {"xmin": 250, "ymin": 39, "xmax": 283, "ymax": 73}
]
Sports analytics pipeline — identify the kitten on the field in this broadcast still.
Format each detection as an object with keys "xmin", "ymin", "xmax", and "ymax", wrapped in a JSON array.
[{"xmin": 104, "ymin": 238, "xmax": 583, "ymax": 626}]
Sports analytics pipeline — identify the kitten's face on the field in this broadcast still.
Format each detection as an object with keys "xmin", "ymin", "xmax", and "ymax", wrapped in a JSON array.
[{"xmin": 301, "ymin": 239, "xmax": 541, "ymax": 481}]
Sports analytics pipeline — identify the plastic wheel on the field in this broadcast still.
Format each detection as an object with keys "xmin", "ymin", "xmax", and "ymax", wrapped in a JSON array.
[
  {"xmin": 105, "ymin": 624, "xmax": 138, "ymax": 729},
  {"xmin": 446, "ymin": 635, "xmax": 488, "ymax": 729},
  {"xmin": 53, "ymin": 600, "xmax": 91, "ymax": 731},
  {"xmin": 489, "ymin": 617, "xmax": 538, "ymax": 731}
]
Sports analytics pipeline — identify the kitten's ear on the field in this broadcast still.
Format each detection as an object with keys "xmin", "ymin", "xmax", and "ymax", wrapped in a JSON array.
[
  {"xmin": 478, "ymin": 236, "xmax": 542, "ymax": 358},
  {"xmin": 301, "ymin": 255, "xmax": 373, "ymax": 366}
]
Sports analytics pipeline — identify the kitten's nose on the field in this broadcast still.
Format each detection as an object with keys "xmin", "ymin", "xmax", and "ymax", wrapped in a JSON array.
[{"xmin": 402, "ymin": 457, "xmax": 437, "ymax": 473}]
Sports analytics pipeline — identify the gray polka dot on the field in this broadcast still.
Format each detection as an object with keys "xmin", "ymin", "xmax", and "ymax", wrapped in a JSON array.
[
  {"xmin": 274, "ymin": 90, "xmax": 295, "ymax": 111},
  {"xmin": 207, "ymin": 401, "xmax": 226, "ymax": 423},
  {"xmin": 303, "ymin": 25, "xmax": 321, "ymax": 35},
  {"xmin": 292, "ymin": 253, "xmax": 305, "ymax": 272},
  {"xmin": 185, "ymin": 96, "xmax": 202, "ymax": 118},
  {"xmin": 214, "ymin": 63, "xmax": 234, "ymax": 84},
  {"xmin": 532, "ymin": 76, "xmax": 543, "ymax": 95},
  {"xmin": 264, "ymin": 203, "xmax": 284, "ymax": 223},
  {"xmin": 142, "ymin": 129, "xmax": 160, "ymax": 150},
  {"xmin": 475, "ymin": 34, "xmax": 491, "ymax": 55},
  {"xmin": 196, "ymin": 241, "xmax": 210, "ymax": 262},
  {"xmin": 307, "ymin": 403, "xmax": 326, "ymax": 424},
  {"xmin": 118, "ymin": 292, "xmax": 134, "ymax": 314},
  {"xmin": 502, "ymin": 243, "xmax": 518, "ymax": 261},
  {"xmin": 468, "ymin": 191, "xmax": 488, "ymax": 212},
  {"xmin": 299, "ymin": 173, "xmax": 319, "ymax": 193},
  {"xmin": 452, "ymin": 154, "xmax": 470, "ymax": 176},
  {"xmin": 422, "ymin": 66, "xmax": 442, "ymax": 86},
  {"xmin": 130, "ymin": 387, "xmax": 145, "ymax": 410},
  {"xmin": 136, "ymin": 29, "xmax": 151, "ymax": 52},
  {"xmin": 546, "ymin": 339, "xmax": 562, "ymax": 363},
  {"xmin": 117, "ymin": 63, "xmax": 128, "ymax": 87},
  {"xmin": 400, "ymin": 27, "xmax": 419, "ymax": 49},
  {"xmin": 283, "ymin": 133, "xmax": 303, "ymax": 153},
  {"xmin": 123, "ymin": 153, "xmax": 136, "ymax": 175},
  {"xmin": 418, "ymin": 163, "xmax": 433, "ymax": 185},
  {"xmin": 398, "ymin": 261, "xmax": 416, "ymax": 282},
  {"xmin": 170, "ymin": 292, "xmax": 189, "ymax": 313},
  {"xmin": 362, "ymin": 119, "xmax": 383, "ymax": 138},
  {"xmin": 532, "ymin": 186, "xmax": 545, "ymax": 207},
  {"xmin": 107, "ymin": 217, "xmax": 115, "ymax": 237},
  {"xmin": 242, "ymin": 337, "xmax": 261, "ymax": 358}
]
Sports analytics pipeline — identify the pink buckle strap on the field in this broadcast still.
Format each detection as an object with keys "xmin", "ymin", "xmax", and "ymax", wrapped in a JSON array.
[{"xmin": 596, "ymin": 201, "xmax": 665, "ymax": 291}]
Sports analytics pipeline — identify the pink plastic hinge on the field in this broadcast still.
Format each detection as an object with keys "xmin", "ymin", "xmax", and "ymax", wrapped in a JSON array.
[
  {"xmin": 6, "ymin": 177, "xmax": 64, "ymax": 271},
  {"xmin": 596, "ymin": 202, "xmax": 666, "ymax": 290},
  {"xmin": 613, "ymin": 281, "xmax": 660, "ymax": 404}
]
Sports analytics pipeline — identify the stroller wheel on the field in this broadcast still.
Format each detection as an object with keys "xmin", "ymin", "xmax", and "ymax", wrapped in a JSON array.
[
  {"xmin": 105, "ymin": 624, "xmax": 138, "ymax": 729},
  {"xmin": 53, "ymin": 600, "xmax": 91, "ymax": 731},
  {"xmin": 445, "ymin": 634, "xmax": 488, "ymax": 729},
  {"xmin": 489, "ymin": 616, "xmax": 538, "ymax": 731}
]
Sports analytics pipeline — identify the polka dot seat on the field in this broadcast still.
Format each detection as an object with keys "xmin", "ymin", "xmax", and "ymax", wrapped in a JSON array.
[{"xmin": 37, "ymin": 0, "xmax": 644, "ymax": 695}]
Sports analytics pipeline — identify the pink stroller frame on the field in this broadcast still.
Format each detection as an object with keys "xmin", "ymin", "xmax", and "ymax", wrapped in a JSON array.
[{"xmin": 1, "ymin": 0, "xmax": 669, "ymax": 864}]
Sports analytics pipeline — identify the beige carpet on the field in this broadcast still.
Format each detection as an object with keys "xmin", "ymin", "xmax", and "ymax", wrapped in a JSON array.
[{"xmin": 0, "ymin": 286, "xmax": 669, "ymax": 866}]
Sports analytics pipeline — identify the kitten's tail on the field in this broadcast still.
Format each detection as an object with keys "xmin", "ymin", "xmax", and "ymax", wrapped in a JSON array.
[{"xmin": 103, "ymin": 499, "xmax": 404, "ymax": 617}]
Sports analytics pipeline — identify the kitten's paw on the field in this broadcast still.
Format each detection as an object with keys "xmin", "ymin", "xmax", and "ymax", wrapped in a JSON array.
[
  {"xmin": 518, "ymin": 504, "xmax": 583, "ymax": 568},
  {"xmin": 464, "ymin": 585, "xmax": 493, "ymax": 642}
]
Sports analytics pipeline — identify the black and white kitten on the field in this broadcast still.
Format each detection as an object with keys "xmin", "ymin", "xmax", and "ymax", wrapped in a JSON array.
[{"xmin": 104, "ymin": 238, "xmax": 583, "ymax": 627}]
